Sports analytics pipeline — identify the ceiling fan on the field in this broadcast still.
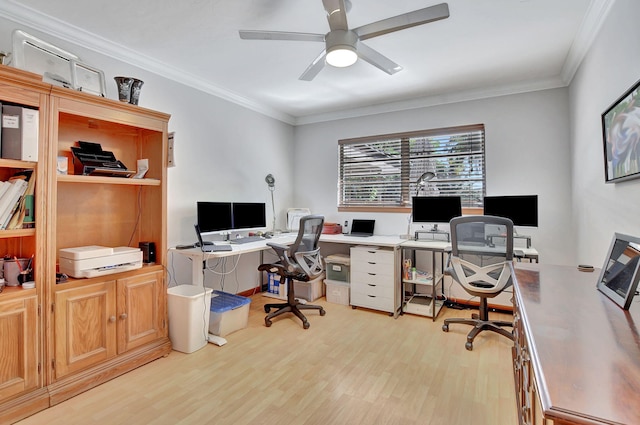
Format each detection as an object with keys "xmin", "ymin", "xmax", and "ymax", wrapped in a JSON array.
[{"xmin": 239, "ymin": 1, "xmax": 450, "ymax": 81}]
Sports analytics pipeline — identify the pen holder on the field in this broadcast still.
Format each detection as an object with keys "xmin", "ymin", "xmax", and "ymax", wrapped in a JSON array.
[{"xmin": 4, "ymin": 258, "xmax": 30, "ymax": 286}]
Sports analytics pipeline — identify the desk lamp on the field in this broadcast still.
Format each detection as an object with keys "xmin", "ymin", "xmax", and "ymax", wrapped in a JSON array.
[
  {"xmin": 401, "ymin": 172, "xmax": 435, "ymax": 239},
  {"xmin": 265, "ymin": 174, "xmax": 278, "ymax": 235}
]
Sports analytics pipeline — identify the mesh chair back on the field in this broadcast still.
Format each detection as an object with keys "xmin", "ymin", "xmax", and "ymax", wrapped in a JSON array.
[
  {"xmin": 292, "ymin": 215, "xmax": 324, "ymax": 279},
  {"xmin": 449, "ymin": 215, "xmax": 514, "ymax": 297}
]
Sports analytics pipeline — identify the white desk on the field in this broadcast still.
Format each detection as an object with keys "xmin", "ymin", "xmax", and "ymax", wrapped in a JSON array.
[
  {"xmin": 319, "ymin": 233, "xmax": 405, "ymax": 247},
  {"xmin": 171, "ymin": 234, "xmax": 538, "ymax": 315},
  {"xmin": 171, "ymin": 234, "xmax": 298, "ymax": 287}
]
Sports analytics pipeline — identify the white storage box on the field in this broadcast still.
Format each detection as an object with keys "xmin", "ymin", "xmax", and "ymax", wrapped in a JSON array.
[
  {"xmin": 167, "ymin": 285, "xmax": 212, "ymax": 353},
  {"xmin": 209, "ymin": 290, "xmax": 251, "ymax": 337},
  {"xmin": 293, "ymin": 273, "xmax": 325, "ymax": 302},
  {"xmin": 325, "ymin": 279, "xmax": 350, "ymax": 305},
  {"xmin": 325, "ymin": 254, "xmax": 350, "ymax": 283}
]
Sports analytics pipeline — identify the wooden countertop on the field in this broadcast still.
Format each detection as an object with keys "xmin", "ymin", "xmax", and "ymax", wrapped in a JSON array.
[{"xmin": 512, "ymin": 263, "xmax": 640, "ymax": 425}]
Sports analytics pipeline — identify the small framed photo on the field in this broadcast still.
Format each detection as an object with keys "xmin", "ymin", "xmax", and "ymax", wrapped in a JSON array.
[
  {"xmin": 602, "ymin": 78, "xmax": 640, "ymax": 183},
  {"xmin": 596, "ymin": 233, "xmax": 640, "ymax": 310},
  {"xmin": 71, "ymin": 60, "xmax": 106, "ymax": 97}
]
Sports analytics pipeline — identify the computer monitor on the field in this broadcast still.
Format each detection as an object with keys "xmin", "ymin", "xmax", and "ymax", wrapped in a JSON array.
[
  {"xmin": 412, "ymin": 196, "xmax": 462, "ymax": 226},
  {"xmin": 483, "ymin": 195, "xmax": 538, "ymax": 227},
  {"xmin": 197, "ymin": 201, "xmax": 233, "ymax": 235},
  {"xmin": 232, "ymin": 202, "xmax": 267, "ymax": 231}
]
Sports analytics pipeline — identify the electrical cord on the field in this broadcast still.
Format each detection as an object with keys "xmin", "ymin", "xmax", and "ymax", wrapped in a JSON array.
[{"xmin": 127, "ymin": 186, "xmax": 143, "ymax": 247}]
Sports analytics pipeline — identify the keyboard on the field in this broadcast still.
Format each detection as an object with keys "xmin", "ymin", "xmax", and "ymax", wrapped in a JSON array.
[{"xmin": 231, "ymin": 235, "xmax": 265, "ymax": 244}]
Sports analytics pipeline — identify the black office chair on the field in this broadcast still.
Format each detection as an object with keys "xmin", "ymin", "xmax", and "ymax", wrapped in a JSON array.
[
  {"xmin": 442, "ymin": 215, "xmax": 515, "ymax": 350},
  {"xmin": 258, "ymin": 215, "xmax": 326, "ymax": 329}
]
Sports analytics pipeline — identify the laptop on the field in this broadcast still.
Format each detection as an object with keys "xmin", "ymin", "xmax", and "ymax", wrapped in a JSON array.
[
  {"xmin": 349, "ymin": 219, "xmax": 375, "ymax": 237},
  {"xmin": 194, "ymin": 224, "xmax": 232, "ymax": 252}
]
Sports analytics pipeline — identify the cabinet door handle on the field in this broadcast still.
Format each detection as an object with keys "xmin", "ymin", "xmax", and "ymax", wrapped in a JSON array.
[
  {"xmin": 109, "ymin": 316, "xmax": 116, "ymax": 323},
  {"xmin": 367, "ymin": 295, "xmax": 376, "ymax": 298},
  {"xmin": 368, "ymin": 262, "xmax": 376, "ymax": 265},
  {"xmin": 368, "ymin": 272, "xmax": 376, "ymax": 276},
  {"xmin": 367, "ymin": 284, "xmax": 376, "ymax": 287},
  {"xmin": 120, "ymin": 313, "xmax": 128, "ymax": 320}
]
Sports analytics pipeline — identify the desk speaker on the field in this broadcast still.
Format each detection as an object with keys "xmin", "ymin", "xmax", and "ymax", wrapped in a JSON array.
[{"xmin": 139, "ymin": 242, "xmax": 156, "ymax": 263}]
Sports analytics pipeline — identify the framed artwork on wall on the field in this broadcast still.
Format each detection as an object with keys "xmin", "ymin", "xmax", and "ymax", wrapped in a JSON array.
[{"xmin": 602, "ymin": 78, "xmax": 640, "ymax": 183}]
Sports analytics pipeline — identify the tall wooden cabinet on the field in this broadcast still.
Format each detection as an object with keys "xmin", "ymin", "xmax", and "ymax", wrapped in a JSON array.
[
  {"xmin": 0, "ymin": 65, "xmax": 171, "ymax": 424},
  {"xmin": 0, "ymin": 66, "xmax": 50, "ymax": 424}
]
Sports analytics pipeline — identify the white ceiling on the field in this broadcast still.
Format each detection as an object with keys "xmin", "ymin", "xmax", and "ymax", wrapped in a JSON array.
[{"xmin": 0, "ymin": 0, "xmax": 611, "ymax": 125}]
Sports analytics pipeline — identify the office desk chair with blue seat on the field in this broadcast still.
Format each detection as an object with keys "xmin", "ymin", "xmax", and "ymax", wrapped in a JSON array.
[
  {"xmin": 258, "ymin": 215, "xmax": 326, "ymax": 329},
  {"xmin": 442, "ymin": 215, "xmax": 515, "ymax": 351}
]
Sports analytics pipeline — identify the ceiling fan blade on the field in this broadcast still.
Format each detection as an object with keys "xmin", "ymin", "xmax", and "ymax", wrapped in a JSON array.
[
  {"xmin": 322, "ymin": 0, "xmax": 349, "ymax": 31},
  {"xmin": 354, "ymin": 2, "xmax": 450, "ymax": 41},
  {"xmin": 299, "ymin": 50, "xmax": 327, "ymax": 81},
  {"xmin": 239, "ymin": 30, "xmax": 325, "ymax": 43},
  {"xmin": 356, "ymin": 42, "xmax": 403, "ymax": 75}
]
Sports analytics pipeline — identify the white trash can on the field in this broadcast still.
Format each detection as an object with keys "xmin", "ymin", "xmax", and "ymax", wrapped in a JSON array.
[{"xmin": 167, "ymin": 285, "xmax": 213, "ymax": 353}]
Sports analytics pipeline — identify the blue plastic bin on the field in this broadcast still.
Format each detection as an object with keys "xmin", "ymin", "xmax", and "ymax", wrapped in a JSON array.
[{"xmin": 208, "ymin": 290, "xmax": 251, "ymax": 336}]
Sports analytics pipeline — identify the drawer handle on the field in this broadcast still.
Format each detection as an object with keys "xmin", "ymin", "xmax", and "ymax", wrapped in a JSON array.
[
  {"xmin": 368, "ymin": 272, "xmax": 377, "ymax": 276},
  {"xmin": 367, "ymin": 284, "xmax": 376, "ymax": 287},
  {"xmin": 367, "ymin": 251, "xmax": 376, "ymax": 254},
  {"xmin": 367, "ymin": 295, "xmax": 377, "ymax": 298},
  {"xmin": 367, "ymin": 262, "xmax": 376, "ymax": 265}
]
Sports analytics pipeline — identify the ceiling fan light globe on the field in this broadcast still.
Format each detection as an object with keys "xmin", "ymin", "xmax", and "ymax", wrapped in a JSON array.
[{"xmin": 326, "ymin": 47, "xmax": 358, "ymax": 67}]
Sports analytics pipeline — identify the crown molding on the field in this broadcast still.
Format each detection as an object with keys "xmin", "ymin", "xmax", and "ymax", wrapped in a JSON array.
[
  {"xmin": 561, "ymin": 0, "xmax": 616, "ymax": 84},
  {"xmin": 0, "ymin": 0, "xmax": 612, "ymax": 127},
  {"xmin": 0, "ymin": 0, "xmax": 296, "ymax": 125},
  {"xmin": 294, "ymin": 76, "xmax": 567, "ymax": 126}
]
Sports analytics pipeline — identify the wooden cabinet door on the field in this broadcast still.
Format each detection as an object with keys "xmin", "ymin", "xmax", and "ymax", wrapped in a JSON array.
[
  {"xmin": 54, "ymin": 281, "xmax": 117, "ymax": 378},
  {"xmin": 117, "ymin": 271, "xmax": 164, "ymax": 353},
  {"xmin": 0, "ymin": 295, "xmax": 38, "ymax": 399}
]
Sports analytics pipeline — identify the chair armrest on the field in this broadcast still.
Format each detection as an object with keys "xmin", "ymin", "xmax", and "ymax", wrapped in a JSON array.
[{"xmin": 267, "ymin": 242, "xmax": 290, "ymax": 255}]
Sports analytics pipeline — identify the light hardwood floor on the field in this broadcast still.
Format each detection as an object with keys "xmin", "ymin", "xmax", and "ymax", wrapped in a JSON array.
[{"xmin": 16, "ymin": 295, "xmax": 517, "ymax": 425}]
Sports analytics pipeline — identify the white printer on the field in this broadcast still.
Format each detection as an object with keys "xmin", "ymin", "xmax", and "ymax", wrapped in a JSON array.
[{"xmin": 59, "ymin": 245, "xmax": 143, "ymax": 278}]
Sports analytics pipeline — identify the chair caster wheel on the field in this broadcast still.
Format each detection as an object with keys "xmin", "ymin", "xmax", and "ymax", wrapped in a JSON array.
[
  {"xmin": 303, "ymin": 321, "xmax": 310, "ymax": 329},
  {"xmin": 442, "ymin": 324, "xmax": 449, "ymax": 332},
  {"xmin": 465, "ymin": 341, "xmax": 473, "ymax": 351},
  {"xmin": 264, "ymin": 306, "xmax": 271, "ymax": 313},
  {"xmin": 265, "ymin": 319, "xmax": 272, "ymax": 327},
  {"xmin": 319, "ymin": 308, "xmax": 326, "ymax": 316}
]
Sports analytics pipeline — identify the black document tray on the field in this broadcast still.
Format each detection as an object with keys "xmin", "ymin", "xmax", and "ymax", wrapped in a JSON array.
[{"xmin": 71, "ymin": 142, "xmax": 134, "ymax": 178}]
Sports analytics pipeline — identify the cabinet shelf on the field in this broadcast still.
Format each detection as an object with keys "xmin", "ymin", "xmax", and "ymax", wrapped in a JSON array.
[
  {"xmin": 0, "ymin": 285, "xmax": 37, "ymax": 298},
  {"xmin": 57, "ymin": 174, "xmax": 161, "ymax": 186},
  {"xmin": 404, "ymin": 294, "xmax": 444, "ymax": 318},
  {"xmin": 0, "ymin": 159, "xmax": 37, "ymax": 169},
  {"xmin": 0, "ymin": 228, "xmax": 36, "ymax": 239}
]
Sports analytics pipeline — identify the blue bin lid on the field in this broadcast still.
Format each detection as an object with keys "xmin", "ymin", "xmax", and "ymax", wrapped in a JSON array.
[{"xmin": 210, "ymin": 290, "xmax": 251, "ymax": 313}]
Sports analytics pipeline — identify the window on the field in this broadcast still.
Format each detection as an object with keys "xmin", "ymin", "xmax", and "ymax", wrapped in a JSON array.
[{"xmin": 338, "ymin": 124, "xmax": 485, "ymax": 209}]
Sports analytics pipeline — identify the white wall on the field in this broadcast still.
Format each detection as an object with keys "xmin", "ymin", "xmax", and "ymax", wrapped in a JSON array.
[
  {"xmin": 294, "ymin": 88, "xmax": 574, "ymax": 265},
  {"xmin": 6, "ymin": 0, "xmax": 637, "ymax": 285},
  {"xmin": 0, "ymin": 17, "xmax": 296, "ymax": 292},
  {"xmin": 569, "ymin": 0, "xmax": 640, "ymax": 266}
]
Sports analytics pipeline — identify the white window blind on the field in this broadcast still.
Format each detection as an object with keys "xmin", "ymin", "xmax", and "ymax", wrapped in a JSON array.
[{"xmin": 338, "ymin": 124, "xmax": 485, "ymax": 208}]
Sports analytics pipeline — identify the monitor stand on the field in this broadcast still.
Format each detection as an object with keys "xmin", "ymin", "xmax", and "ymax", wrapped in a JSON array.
[{"xmin": 415, "ymin": 227, "xmax": 450, "ymax": 242}]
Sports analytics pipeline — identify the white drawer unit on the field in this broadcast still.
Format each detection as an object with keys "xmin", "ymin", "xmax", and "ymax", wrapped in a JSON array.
[{"xmin": 350, "ymin": 246, "xmax": 397, "ymax": 314}]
